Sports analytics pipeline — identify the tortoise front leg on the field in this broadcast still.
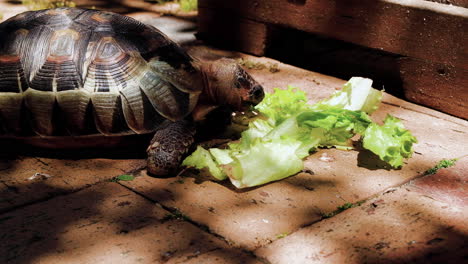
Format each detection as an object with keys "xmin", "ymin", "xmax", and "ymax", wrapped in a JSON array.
[{"xmin": 146, "ymin": 119, "xmax": 196, "ymax": 176}]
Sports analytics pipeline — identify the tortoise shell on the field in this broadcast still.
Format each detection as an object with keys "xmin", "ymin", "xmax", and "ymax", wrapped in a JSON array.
[{"xmin": 0, "ymin": 8, "xmax": 203, "ymax": 137}]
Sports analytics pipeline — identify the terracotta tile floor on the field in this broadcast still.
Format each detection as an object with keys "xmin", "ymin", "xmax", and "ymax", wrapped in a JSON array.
[{"xmin": 0, "ymin": 2, "xmax": 467, "ymax": 263}]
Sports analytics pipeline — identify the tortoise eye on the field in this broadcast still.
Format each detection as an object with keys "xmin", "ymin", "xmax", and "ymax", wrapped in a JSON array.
[
  {"xmin": 237, "ymin": 76, "xmax": 250, "ymax": 87},
  {"xmin": 238, "ymin": 77, "xmax": 247, "ymax": 83},
  {"xmin": 236, "ymin": 77, "xmax": 247, "ymax": 87}
]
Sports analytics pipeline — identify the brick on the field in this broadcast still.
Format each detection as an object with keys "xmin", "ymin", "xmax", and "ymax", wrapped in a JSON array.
[
  {"xmin": 410, "ymin": 156, "xmax": 468, "ymax": 207},
  {"xmin": 0, "ymin": 157, "xmax": 145, "ymax": 213},
  {"xmin": 0, "ymin": 182, "xmax": 237, "ymax": 264},
  {"xmin": 256, "ymin": 174, "xmax": 468, "ymax": 263}
]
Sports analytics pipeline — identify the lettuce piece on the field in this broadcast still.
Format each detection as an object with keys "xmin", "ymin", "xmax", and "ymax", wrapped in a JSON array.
[
  {"xmin": 312, "ymin": 77, "xmax": 382, "ymax": 114},
  {"xmin": 255, "ymin": 86, "xmax": 310, "ymax": 125},
  {"xmin": 239, "ymin": 119, "xmax": 275, "ymax": 147},
  {"xmin": 209, "ymin": 148, "xmax": 233, "ymax": 165},
  {"xmin": 182, "ymin": 146, "xmax": 227, "ymax": 180},
  {"xmin": 225, "ymin": 138, "xmax": 305, "ymax": 188},
  {"xmin": 362, "ymin": 115, "xmax": 418, "ymax": 168},
  {"xmin": 297, "ymin": 109, "xmax": 372, "ymax": 148}
]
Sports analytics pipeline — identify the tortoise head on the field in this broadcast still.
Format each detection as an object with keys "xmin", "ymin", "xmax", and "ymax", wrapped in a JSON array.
[{"xmin": 200, "ymin": 58, "xmax": 264, "ymax": 111}]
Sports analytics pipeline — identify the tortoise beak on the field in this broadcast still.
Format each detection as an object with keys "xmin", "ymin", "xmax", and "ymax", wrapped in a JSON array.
[
  {"xmin": 248, "ymin": 84, "xmax": 265, "ymax": 105},
  {"xmin": 241, "ymin": 84, "xmax": 264, "ymax": 109}
]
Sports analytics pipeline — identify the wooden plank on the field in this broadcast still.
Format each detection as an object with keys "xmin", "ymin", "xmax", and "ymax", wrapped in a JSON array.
[
  {"xmin": 199, "ymin": 0, "xmax": 468, "ymax": 68},
  {"xmin": 197, "ymin": 12, "xmax": 468, "ymax": 119},
  {"xmin": 399, "ymin": 57, "xmax": 468, "ymax": 119},
  {"xmin": 197, "ymin": 8, "xmax": 269, "ymax": 56},
  {"xmin": 270, "ymin": 31, "xmax": 468, "ymax": 119}
]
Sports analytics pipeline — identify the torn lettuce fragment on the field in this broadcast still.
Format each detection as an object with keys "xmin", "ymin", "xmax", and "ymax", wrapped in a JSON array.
[
  {"xmin": 362, "ymin": 115, "xmax": 418, "ymax": 168},
  {"xmin": 182, "ymin": 146, "xmax": 227, "ymax": 180},
  {"xmin": 296, "ymin": 108, "xmax": 373, "ymax": 149},
  {"xmin": 224, "ymin": 138, "xmax": 305, "ymax": 188},
  {"xmin": 312, "ymin": 77, "xmax": 383, "ymax": 114},
  {"xmin": 255, "ymin": 85, "xmax": 310, "ymax": 125}
]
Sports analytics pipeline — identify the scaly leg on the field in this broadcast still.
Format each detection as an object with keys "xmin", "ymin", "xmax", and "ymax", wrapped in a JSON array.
[{"xmin": 146, "ymin": 119, "xmax": 196, "ymax": 176}]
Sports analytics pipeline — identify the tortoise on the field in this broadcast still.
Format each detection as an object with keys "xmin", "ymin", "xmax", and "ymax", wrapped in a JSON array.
[{"xmin": 0, "ymin": 8, "xmax": 264, "ymax": 175}]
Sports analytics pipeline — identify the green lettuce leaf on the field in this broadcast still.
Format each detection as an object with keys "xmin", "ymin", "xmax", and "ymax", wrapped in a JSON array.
[
  {"xmin": 362, "ymin": 115, "xmax": 418, "ymax": 168},
  {"xmin": 297, "ymin": 109, "xmax": 373, "ymax": 149},
  {"xmin": 254, "ymin": 85, "xmax": 309, "ymax": 125},
  {"xmin": 312, "ymin": 77, "xmax": 383, "ymax": 114},
  {"xmin": 225, "ymin": 138, "xmax": 305, "ymax": 188},
  {"xmin": 182, "ymin": 146, "xmax": 227, "ymax": 180}
]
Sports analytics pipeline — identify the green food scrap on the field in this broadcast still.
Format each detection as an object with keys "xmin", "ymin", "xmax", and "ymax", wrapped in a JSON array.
[
  {"xmin": 312, "ymin": 77, "xmax": 382, "ymax": 114},
  {"xmin": 323, "ymin": 201, "xmax": 365, "ymax": 218},
  {"xmin": 238, "ymin": 58, "xmax": 267, "ymax": 70},
  {"xmin": 109, "ymin": 174, "xmax": 135, "ymax": 182},
  {"xmin": 149, "ymin": 0, "xmax": 197, "ymax": 11},
  {"xmin": 179, "ymin": 0, "xmax": 197, "ymax": 12},
  {"xmin": 268, "ymin": 63, "xmax": 280, "ymax": 73},
  {"xmin": 276, "ymin": 232, "xmax": 289, "ymax": 239},
  {"xmin": 22, "ymin": 0, "xmax": 76, "ymax": 10},
  {"xmin": 162, "ymin": 209, "xmax": 192, "ymax": 221},
  {"xmin": 424, "ymin": 158, "xmax": 458, "ymax": 175},
  {"xmin": 337, "ymin": 202, "xmax": 355, "ymax": 210},
  {"xmin": 237, "ymin": 58, "xmax": 280, "ymax": 73}
]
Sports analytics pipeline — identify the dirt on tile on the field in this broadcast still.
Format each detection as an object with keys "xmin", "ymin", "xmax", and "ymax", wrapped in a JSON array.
[
  {"xmin": 0, "ymin": 157, "xmax": 145, "ymax": 213},
  {"xmin": 409, "ymin": 157, "xmax": 467, "ymax": 207},
  {"xmin": 255, "ymin": 163, "xmax": 468, "ymax": 264},
  {"xmin": 0, "ymin": 182, "xmax": 260, "ymax": 264}
]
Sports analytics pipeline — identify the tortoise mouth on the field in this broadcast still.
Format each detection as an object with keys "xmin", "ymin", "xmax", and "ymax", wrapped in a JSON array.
[
  {"xmin": 248, "ymin": 85, "xmax": 265, "ymax": 105},
  {"xmin": 240, "ymin": 84, "xmax": 264, "ymax": 109}
]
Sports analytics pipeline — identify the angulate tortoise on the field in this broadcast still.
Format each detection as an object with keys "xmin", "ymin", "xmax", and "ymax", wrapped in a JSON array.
[{"xmin": 0, "ymin": 8, "xmax": 264, "ymax": 175}]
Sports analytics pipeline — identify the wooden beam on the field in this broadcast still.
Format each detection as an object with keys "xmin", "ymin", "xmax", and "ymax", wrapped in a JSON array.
[
  {"xmin": 399, "ymin": 58, "xmax": 468, "ymax": 119},
  {"xmin": 199, "ymin": 0, "xmax": 468, "ymax": 68},
  {"xmin": 197, "ymin": 8, "xmax": 269, "ymax": 56}
]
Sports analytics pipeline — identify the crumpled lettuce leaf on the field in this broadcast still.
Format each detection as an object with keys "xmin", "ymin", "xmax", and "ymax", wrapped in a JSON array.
[
  {"xmin": 312, "ymin": 77, "xmax": 383, "ymax": 114},
  {"xmin": 222, "ymin": 138, "xmax": 305, "ymax": 188},
  {"xmin": 182, "ymin": 77, "xmax": 416, "ymax": 188},
  {"xmin": 297, "ymin": 109, "xmax": 373, "ymax": 149},
  {"xmin": 255, "ymin": 85, "xmax": 309, "ymax": 125},
  {"xmin": 182, "ymin": 146, "xmax": 227, "ymax": 180},
  {"xmin": 362, "ymin": 115, "xmax": 418, "ymax": 168}
]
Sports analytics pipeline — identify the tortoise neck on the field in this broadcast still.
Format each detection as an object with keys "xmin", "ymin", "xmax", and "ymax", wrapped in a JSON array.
[
  {"xmin": 199, "ymin": 63, "xmax": 221, "ymax": 106},
  {"xmin": 199, "ymin": 62, "xmax": 241, "ymax": 109}
]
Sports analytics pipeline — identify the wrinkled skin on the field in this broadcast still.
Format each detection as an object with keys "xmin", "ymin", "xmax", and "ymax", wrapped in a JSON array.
[{"xmin": 146, "ymin": 58, "xmax": 264, "ymax": 176}]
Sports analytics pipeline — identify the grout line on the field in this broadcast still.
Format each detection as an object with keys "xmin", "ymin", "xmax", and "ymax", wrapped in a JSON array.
[
  {"xmin": 0, "ymin": 172, "xmax": 142, "ymax": 215},
  {"xmin": 0, "ymin": 188, "xmax": 81, "ymax": 215},
  {"xmin": 293, "ymin": 169, "xmax": 431, "ymax": 231},
  {"xmin": 116, "ymin": 181, "xmax": 260, "ymax": 256}
]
